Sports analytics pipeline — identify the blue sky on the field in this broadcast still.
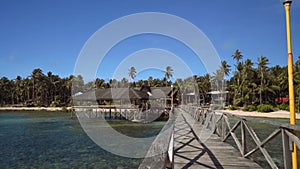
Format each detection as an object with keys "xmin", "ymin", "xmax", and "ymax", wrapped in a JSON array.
[{"xmin": 1, "ymin": 0, "xmax": 299, "ymax": 82}]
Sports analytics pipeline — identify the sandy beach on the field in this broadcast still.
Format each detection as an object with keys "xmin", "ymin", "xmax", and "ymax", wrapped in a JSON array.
[
  {"xmin": 1, "ymin": 106, "xmax": 300, "ymax": 120},
  {"xmin": 223, "ymin": 109, "xmax": 300, "ymax": 119},
  {"xmin": 0, "ymin": 107, "xmax": 73, "ymax": 111}
]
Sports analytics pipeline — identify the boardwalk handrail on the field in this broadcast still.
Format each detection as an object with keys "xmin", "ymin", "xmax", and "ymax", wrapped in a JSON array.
[
  {"xmin": 165, "ymin": 108, "xmax": 175, "ymax": 169},
  {"xmin": 138, "ymin": 108, "xmax": 175, "ymax": 169},
  {"xmin": 181, "ymin": 105, "xmax": 300, "ymax": 169}
]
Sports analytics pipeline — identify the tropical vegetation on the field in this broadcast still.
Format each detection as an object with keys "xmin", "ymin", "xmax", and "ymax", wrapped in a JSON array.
[{"xmin": 1, "ymin": 51, "xmax": 300, "ymax": 112}]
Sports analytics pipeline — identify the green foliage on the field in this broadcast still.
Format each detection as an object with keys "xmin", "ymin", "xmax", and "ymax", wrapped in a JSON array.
[
  {"xmin": 61, "ymin": 107, "xmax": 68, "ymax": 112},
  {"xmin": 257, "ymin": 104, "xmax": 274, "ymax": 112},
  {"xmin": 242, "ymin": 105, "xmax": 257, "ymax": 112},
  {"xmin": 50, "ymin": 100, "xmax": 59, "ymax": 107},
  {"xmin": 228, "ymin": 105, "xmax": 239, "ymax": 110},
  {"xmin": 233, "ymin": 98, "xmax": 244, "ymax": 107},
  {"xmin": 2, "ymin": 53, "xmax": 300, "ymax": 109},
  {"xmin": 277, "ymin": 103, "xmax": 289, "ymax": 111},
  {"xmin": 35, "ymin": 100, "xmax": 43, "ymax": 107}
]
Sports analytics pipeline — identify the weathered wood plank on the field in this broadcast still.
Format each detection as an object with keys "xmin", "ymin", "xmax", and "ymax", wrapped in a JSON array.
[
  {"xmin": 282, "ymin": 129, "xmax": 292, "ymax": 169},
  {"xmin": 173, "ymin": 109, "xmax": 262, "ymax": 169},
  {"xmin": 243, "ymin": 120, "xmax": 278, "ymax": 169},
  {"xmin": 241, "ymin": 120, "xmax": 246, "ymax": 156},
  {"xmin": 284, "ymin": 130, "xmax": 300, "ymax": 148},
  {"xmin": 138, "ymin": 110, "xmax": 175, "ymax": 169}
]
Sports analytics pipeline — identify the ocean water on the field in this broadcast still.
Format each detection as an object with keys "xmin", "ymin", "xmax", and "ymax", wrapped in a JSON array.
[
  {"xmin": 225, "ymin": 117, "xmax": 300, "ymax": 169},
  {"xmin": 0, "ymin": 111, "xmax": 165, "ymax": 169}
]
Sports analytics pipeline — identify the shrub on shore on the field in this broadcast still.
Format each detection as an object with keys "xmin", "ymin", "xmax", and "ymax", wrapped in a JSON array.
[
  {"xmin": 257, "ymin": 104, "xmax": 274, "ymax": 112},
  {"xmin": 228, "ymin": 105, "xmax": 239, "ymax": 110},
  {"xmin": 277, "ymin": 103, "xmax": 289, "ymax": 111},
  {"xmin": 50, "ymin": 101, "xmax": 59, "ymax": 107},
  {"xmin": 242, "ymin": 105, "xmax": 257, "ymax": 112},
  {"xmin": 61, "ymin": 107, "xmax": 68, "ymax": 112}
]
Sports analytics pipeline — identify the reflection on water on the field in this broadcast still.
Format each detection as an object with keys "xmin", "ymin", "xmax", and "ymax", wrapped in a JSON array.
[{"xmin": 0, "ymin": 111, "xmax": 165, "ymax": 169}]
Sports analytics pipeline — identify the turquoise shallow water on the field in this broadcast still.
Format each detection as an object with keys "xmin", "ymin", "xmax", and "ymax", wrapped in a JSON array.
[{"xmin": 0, "ymin": 111, "xmax": 165, "ymax": 169}]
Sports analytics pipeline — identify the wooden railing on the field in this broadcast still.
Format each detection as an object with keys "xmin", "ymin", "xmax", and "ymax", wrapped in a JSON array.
[
  {"xmin": 138, "ymin": 108, "xmax": 175, "ymax": 169},
  {"xmin": 72, "ymin": 106, "xmax": 166, "ymax": 122},
  {"xmin": 181, "ymin": 105, "xmax": 300, "ymax": 169}
]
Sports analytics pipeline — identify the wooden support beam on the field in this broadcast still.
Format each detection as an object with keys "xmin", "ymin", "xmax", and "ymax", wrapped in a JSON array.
[
  {"xmin": 243, "ymin": 122, "xmax": 278, "ymax": 168},
  {"xmin": 241, "ymin": 120, "xmax": 246, "ymax": 156},
  {"xmin": 282, "ymin": 129, "xmax": 292, "ymax": 169}
]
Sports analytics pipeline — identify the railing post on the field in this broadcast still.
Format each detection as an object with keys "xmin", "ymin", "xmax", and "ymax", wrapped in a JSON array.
[
  {"xmin": 172, "ymin": 131, "xmax": 174, "ymax": 169},
  {"xmin": 221, "ymin": 115, "xmax": 226, "ymax": 139},
  {"xmin": 171, "ymin": 108, "xmax": 175, "ymax": 169},
  {"xmin": 282, "ymin": 128, "xmax": 292, "ymax": 169},
  {"xmin": 241, "ymin": 120, "xmax": 246, "ymax": 156}
]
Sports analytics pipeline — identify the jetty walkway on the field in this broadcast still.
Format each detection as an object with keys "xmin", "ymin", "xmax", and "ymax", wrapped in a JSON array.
[
  {"xmin": 173, "ymin": 109, "xmax": 262, "ymax": 168},
  {"xmin": 73, "ymin": 105, "xmax": 300, "ymax": 168}
]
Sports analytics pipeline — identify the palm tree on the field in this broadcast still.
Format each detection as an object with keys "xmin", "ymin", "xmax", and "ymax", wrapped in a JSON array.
[
  {"xmin": 241, "ymin": 59, "xmax": 254, "ymax": 83},
  {"xmin": 23, "ymin": 77, "xmax": 32, "ymax": 103},
  {"xmin": 31, "ymin": 68, "xmax": 45, "ymax": 106},
  {"xmin": 95, "ymin": 78, "xmax": 105, "ymax": 89},
  {"xmin": 231, "ymin": 50, "xmax": 243, "ymax": 105},
  {"xmin": 232, "ymin": 49, "xmax": 243, "ymax": 66},
  {"xmin": 165, "ymin": 66, "xmax": 173, "ymax": 86},
  {"xmin": 196, "ymin": 74, "xmax": 211, "ymax": 105},
  {"xmin": 72, "ymin": 75, "xmax": 84, "ymax": 94},
  {"xmin": 136, "ymin": 80, "xmax": 144, "ymax": 88},
  {"xmin": 152, "ymin": 78, "xmax": 164, "ymax": 87},
  {"xmin": 109, "ymin": 79, "xmax": 118, "ymax": 88},
  {"xmin": 257, "ymin": 56, "xmax": 269, "ymax": 105},
  {"xmin": 0, "ymin": 77, "xmax": 11, "ymax": 105},
  {"xmin": 269, "ymin": 65, "xmax": 285, "ymax": 101},
  {"xmin": 65, "ymin": 75, "xmax": 74, "ymax": 106},
  {"xmin": 239, "ymin": 59, "xmax": 254, "ymax": 103},
  {"xmin": 295, "ymin": 55, "xmax": 300, "ymax": 72},
  {"xmin": 181, "ymin": 76, "xmax": 196, "ymax": 104},
  {"xmin": 220, "ymin": 60, "xmax": 231, "ymax": 92},
  {"xmin": 47, "ymin": 71, "xmax": 60, "ymax": 105},
  {"xmin": 212, "ymin": 69, "xmax": 224, "ymax": 91},
  {"xmin": 15, "ymin": 76, "xmax": 23, "ymax": 104},
  {"xmin": 221, "ymin": 60, "xmax": 231, "ymax": 77},
  {"xmin": 148, "ymin": 76, "xmax": 153, "ymax": 87},
  {"xmin": 128, "ymin": 67, "xmax": 136, "ymax": 84}
]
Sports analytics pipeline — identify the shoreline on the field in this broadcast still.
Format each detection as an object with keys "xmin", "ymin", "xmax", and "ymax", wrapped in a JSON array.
[
  {"xmin": 1, "ymin": 106, "xmax": 300, "ymax": 120},
  {"xmin": 0, "ymin": 107, "xmax": 73, "ymax": 112},
  {"xmin": 223, "ymin": 109, "xmax": 300, "ymax": 119}
]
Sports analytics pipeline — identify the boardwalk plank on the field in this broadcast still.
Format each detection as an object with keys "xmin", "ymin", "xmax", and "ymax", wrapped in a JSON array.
[{"xmin": 173, "ymin": 109, "xmax": 262, "ymax": 169}]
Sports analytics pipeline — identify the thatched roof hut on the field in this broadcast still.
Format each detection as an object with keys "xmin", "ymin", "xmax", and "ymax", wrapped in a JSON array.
[
  {"xmin": 73, "ymin": 88, "xmax": 150, "ymax": 101},
  {"xmin": 74, "ymin": 86, "xmax": 176, "ymax": 100},
  {"xmin": 73, "ymin": 86, "xmax": 178, "ymax": 108}
]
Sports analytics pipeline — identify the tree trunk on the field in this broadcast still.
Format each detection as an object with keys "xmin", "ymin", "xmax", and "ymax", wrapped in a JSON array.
[{"xmin": 260, "ymin": 73, "xmax": 263, "ymax": 105}]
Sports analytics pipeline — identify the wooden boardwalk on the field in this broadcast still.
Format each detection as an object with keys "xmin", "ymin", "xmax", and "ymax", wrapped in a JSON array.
[{"xmin": 173, "ymin": 110, "xmax": 262, "ymax": 169}]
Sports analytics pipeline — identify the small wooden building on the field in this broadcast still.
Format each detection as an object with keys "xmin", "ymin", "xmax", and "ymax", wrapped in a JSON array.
[{"xmin": 73, "ymin": 86, "xmax": 177, "ymax": 108}]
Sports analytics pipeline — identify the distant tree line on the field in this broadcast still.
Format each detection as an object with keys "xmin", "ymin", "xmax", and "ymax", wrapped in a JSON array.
[
  {"xmin": 0, "ymin": 68, "xmax": 76, "ymax": 107},
  {"xmin": 1, "ymin": 50, "xmax": 300, "ymax": 109},
  {"xmin": 0, "ymin": 66, "xmax": 176, "ymax": 107},
  {"xmin": 226, "ymin": 50, "xmax": 300, "ymax": 108}
]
